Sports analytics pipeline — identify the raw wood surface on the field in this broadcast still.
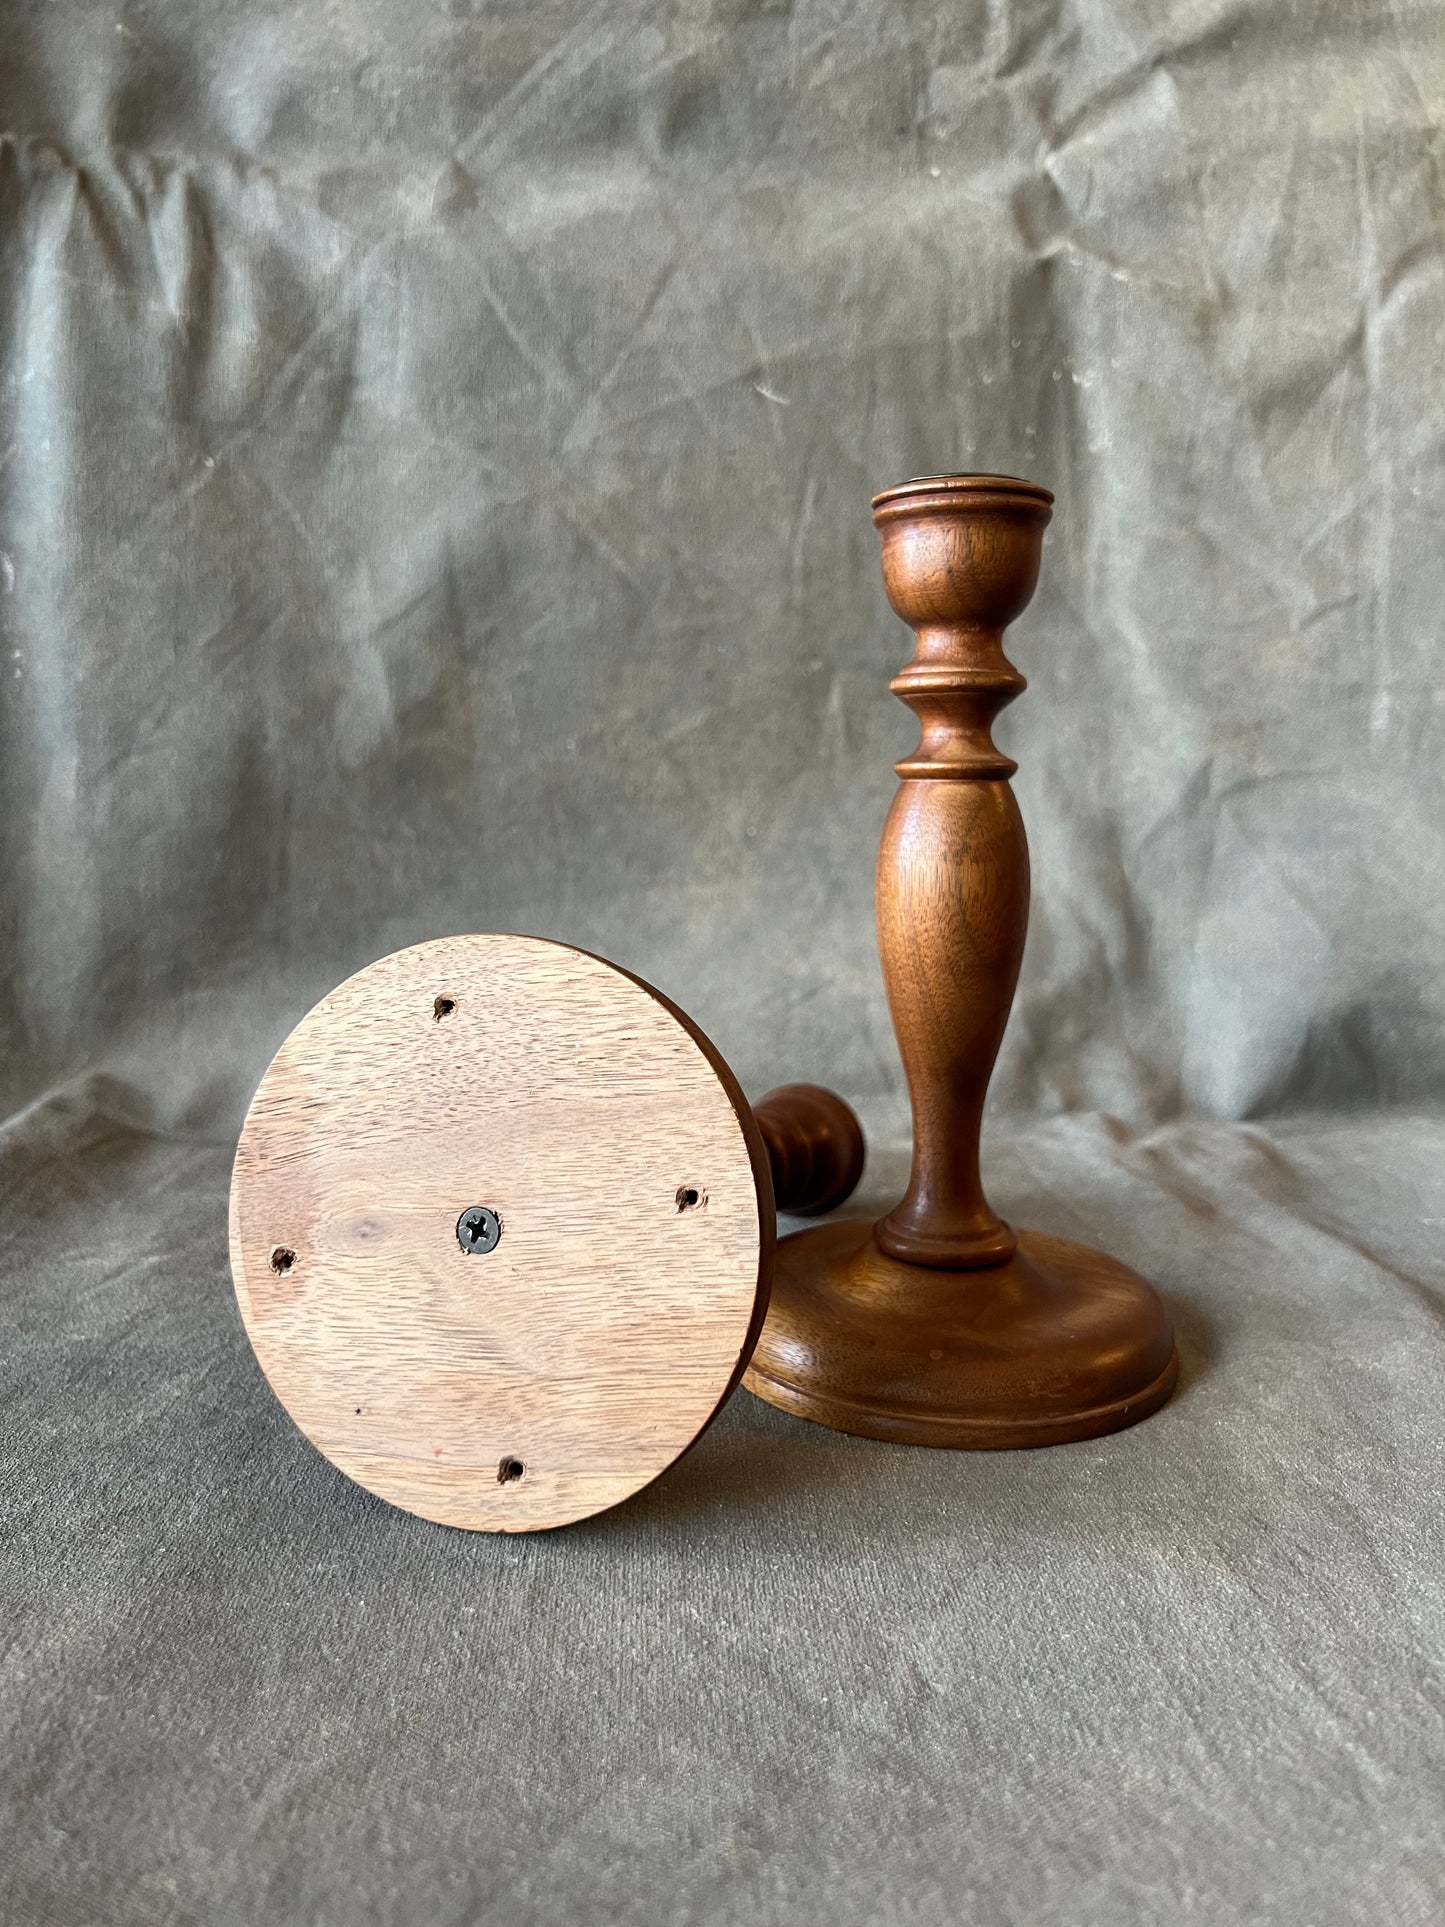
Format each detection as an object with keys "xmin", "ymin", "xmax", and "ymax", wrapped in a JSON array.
[
  {"xmin": 230, "ymin": 935, "xmax": 773, "ymax": 1532},
  {"xmin": 748, "ymin": 474, "xmax": 1179, "ymax": 1446}
]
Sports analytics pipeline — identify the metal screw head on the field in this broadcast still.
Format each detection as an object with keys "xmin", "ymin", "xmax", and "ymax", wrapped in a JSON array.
[{"xmin": 457, "ymin": 1206, "xmax": 502, "ymax": 1254}]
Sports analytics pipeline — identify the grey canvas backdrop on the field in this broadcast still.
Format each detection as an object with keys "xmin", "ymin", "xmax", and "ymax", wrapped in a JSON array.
[
  {"xmin": 4, "ymin": 0, "xmax": 1443, "ymax": 1131},
  {"xmin": 2, "ymin": 3, "xmax": 1444, "ymax": 1923}
]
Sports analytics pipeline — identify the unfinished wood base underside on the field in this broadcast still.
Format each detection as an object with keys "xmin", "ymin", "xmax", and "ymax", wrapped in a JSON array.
[
  {"xmin": 230, "ymin": 935, "xmax": 772, "ymax": 1532},
  {"xmin": 745, "ymin": 1219, "xmax": 1178, "ymax": 1449}
]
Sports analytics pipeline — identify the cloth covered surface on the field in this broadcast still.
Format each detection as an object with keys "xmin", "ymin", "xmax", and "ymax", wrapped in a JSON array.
[
  {"xmin": 3, "ymin": 1089, "xmax": 1443, "ymax": 1923},
  {"xmin": 2, "ymin": 0, "xmax": 1443, "ymax": 1919}
]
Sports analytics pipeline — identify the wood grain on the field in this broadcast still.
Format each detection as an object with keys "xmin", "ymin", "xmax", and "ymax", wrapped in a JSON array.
[
  {"xmin": 747, "ymin": 473, "xmax": 1179, "ymax": 1447},
  {"xmin": 230, "ymin": 935, "xmax": 773, "ymax": 1532},
  {"xmin": 753, "ymin": 1083, "xmax": 866, "ymax": 1218},
  {"xmin": 748, "ymin": 1222, "xmax": 1178, "ymax": 1448},
  {"xmin": 872, "ymin": 473, "xmax": 1050, "ymax": 1268}
]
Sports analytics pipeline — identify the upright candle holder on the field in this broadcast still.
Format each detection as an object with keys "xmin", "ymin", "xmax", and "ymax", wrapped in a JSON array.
[{"xmin": 746, "ymin": 474, "xmax": 1178, "ymax": 1447}]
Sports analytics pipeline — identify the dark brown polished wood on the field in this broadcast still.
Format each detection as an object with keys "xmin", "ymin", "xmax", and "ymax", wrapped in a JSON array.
[
  {"xmin": 755, "ymin": 1084, "xmax": 866, "ymax": 1218},
  {"xmin": 745, "ymin": 473, "xmax": 1179, "ymax": 1448}
]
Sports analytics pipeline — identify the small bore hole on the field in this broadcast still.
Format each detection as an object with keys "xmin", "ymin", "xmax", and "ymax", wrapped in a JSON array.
[
  {"xmin": 675, "ymin": 1185, "xmax": 705, "ymax": 1212},
  {"xmin": 497, "ymin": 1456, "xmax": 525, "ymax": 1485},
  {"xmin": 433, "ymin": 995, "xmax": 457, "ymax": 1021},
  {"xmin": 269, "ymin": 1246, "xmax": 296, "ymax": 1274}
]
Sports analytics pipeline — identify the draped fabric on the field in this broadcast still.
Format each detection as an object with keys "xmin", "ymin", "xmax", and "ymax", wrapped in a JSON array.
[{"xmin": 2, "ymin": 4, "xmax": 1441, "ymax": 1920}]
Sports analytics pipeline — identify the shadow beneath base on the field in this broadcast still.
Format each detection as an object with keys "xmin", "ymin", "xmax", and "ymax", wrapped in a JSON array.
[{"xmin": 613, "ymin": 1286, "xmax": 1215, "ymax": 1547}]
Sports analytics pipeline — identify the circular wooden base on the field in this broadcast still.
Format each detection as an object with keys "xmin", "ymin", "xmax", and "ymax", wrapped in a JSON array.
[
  {"xmin": 230, "ymin": 936, "xmax": 772, "ymax": 1533},
  {"xmin": 744, "ymin": 1219, "xmax": 1178, "ymax": 1448}
]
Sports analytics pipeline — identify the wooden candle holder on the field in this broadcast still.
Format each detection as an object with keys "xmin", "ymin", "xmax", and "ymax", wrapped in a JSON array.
[
  {"xmin": 745, "ymin": 474, "xmax": 1178, "ymax": 1447},
  {"xmin": 229, "ymin": 935, "xmax": 862, "ymax": 1532}
]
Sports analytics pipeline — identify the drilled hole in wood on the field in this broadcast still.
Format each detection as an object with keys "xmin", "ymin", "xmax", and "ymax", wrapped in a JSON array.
[
  {"xmin": 497, "ymin": 1456, "xmax": 525, "ymax": 1485},
  {"xmin": 433, "ymin": 995, "xmax": 457, "ymax": 1021},
  {"xmin": 675, "ymin": 1185, "xmax": 705, "ymax": 1212},
  {"xmin": 270, "ymin": 1247, "xmax": 296, "ymax": 1274}
]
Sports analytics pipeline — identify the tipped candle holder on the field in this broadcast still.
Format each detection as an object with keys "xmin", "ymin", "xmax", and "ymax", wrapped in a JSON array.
[
  {"xmin": 745, "ymin": 474, "xmax": 1178, "ymax": 1448},
  {"xmin": 229, "ymin": 934, "xmax": 865, "ymax": 1531}
]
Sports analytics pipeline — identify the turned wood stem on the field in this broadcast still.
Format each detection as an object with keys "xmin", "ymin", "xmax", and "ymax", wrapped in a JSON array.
[
  {"xmin": 754, "ymin": 1083, "xmax": 865, "ymax": 1218},
  {"xmin": 870, "ymin": 475, "xmax": 1053, "ymax": 1271}
]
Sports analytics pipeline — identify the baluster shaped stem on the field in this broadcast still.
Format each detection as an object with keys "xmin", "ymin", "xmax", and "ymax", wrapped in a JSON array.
[{"xmin": 870, "ymin": 476, "xmax": 1052, "ymax": 1270}]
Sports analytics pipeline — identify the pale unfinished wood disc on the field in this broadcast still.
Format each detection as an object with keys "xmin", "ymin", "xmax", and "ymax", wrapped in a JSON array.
[{"xmin": 229, "ymin": 935, "xmax": 773, "ymax": 1532}]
